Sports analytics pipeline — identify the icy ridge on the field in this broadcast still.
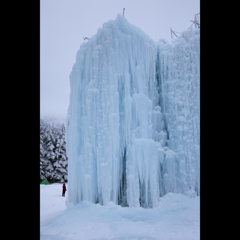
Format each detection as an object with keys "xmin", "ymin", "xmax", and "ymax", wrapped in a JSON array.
[{"xmin": 66, "ymin": 14, "xmax": 200, "ymax": 208}]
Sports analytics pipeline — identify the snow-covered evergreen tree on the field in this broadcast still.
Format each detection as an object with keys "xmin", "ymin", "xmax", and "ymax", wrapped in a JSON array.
[
  {"xmin": 40, "ymin": 120, "xmax": 52, "ymax": 180},
  {"xmin": 40, "ymin": 119, "xmax": 68, "ymax": 183}
]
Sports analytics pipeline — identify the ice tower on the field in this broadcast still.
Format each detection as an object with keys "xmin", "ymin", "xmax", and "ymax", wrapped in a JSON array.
[{"xmin": 66, "ymin": 14, "xmax": 200, "ymax": 208}]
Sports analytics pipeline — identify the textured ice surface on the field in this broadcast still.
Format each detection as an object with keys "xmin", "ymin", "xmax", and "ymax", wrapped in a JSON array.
[{"xmin": 66, "ymin": 14, "xmax": 200, "ymax": 208}]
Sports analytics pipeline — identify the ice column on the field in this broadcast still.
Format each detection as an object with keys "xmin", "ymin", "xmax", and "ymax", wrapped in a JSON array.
[
  {"xmin": 156, "ymin": 28, "xmax": 200, "ymax": 196},
  {"xmin": 66, "ymin": 14, "xmax": 200, "ymax": 208}
]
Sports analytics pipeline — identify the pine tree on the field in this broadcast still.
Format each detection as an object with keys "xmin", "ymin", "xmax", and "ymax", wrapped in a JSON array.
[
  {"xmin": 40, "ymin": 119, "xmax": 68, "ymax": 183},
  {"xmin": 51, "ymin": 123, "xmax": 68, "ymax": 182},
  {"xmin": 40, "ymin": 120, "xmax": 53, "ymax": 181}
]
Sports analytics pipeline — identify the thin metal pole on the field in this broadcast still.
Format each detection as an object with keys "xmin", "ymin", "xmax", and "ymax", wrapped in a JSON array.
[
  {"xmin": 190, "ymin": 20, "xmax": 200, "ymax": 27},
  {"xmin": 188, "ymin": 22, "xmax": 194, "ymax": 30},
  {"xmin": 172, "ymin": 29, "xmax": 177, "ymax": 37}
]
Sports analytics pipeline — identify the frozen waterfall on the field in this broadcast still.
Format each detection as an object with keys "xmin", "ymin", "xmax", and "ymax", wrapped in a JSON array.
[{"xmin": 66, "ymin": 14, "xmax": 200, "ymax": 208}]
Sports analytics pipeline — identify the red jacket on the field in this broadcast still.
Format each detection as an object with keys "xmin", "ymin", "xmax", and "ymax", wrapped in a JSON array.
[{"xmin": 62, "ymin": 184, "xmax": 66, "ymax": 190}]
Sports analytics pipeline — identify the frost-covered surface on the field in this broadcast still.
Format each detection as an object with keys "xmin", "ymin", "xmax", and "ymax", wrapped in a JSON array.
[
  {"xmin": 156, "ymin": 29, "xmax": 200, "ymax": 197},
  {"xmin": 66, "ymin": 14, "xmax": 200, "ymax": 208},
  {"xmin": 40, "ymin": 183, "xmax": 200, "ymax": 240}
]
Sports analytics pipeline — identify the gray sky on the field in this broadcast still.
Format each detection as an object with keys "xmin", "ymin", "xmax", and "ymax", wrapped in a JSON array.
[{"xmin": 40, "ymin": 0, "xmax": 199, "ymax": 122}]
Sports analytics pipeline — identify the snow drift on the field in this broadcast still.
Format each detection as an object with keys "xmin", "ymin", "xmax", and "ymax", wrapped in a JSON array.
[
  {"xmin": 66, "ymin": 14, "xmax": 200, "ymax": 208},
  {"xmin": 40, "ymin": 183, "xmax": 200, "ymax": 240}
]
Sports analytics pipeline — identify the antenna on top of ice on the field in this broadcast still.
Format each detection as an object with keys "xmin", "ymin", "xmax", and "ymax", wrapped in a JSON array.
[
  {"xmin": 170, "ymin": 13, "xmax": 200, "ymax": 38},
  {"xmin": 170, "ymin": 28, "xmax": 181, "ymax": 39},
  {"xmin": 188, "ymin": 13, "xmax": 200, "ymax": 29},
  {"xmin": 123, "ymin": 8, "xmax": 125, "ymax": 16}
]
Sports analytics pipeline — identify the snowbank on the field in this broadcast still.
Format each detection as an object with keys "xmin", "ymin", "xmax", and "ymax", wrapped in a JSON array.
[{"xmin": 40, "ymin": 183, "xmax": 199, "ymax": 240}]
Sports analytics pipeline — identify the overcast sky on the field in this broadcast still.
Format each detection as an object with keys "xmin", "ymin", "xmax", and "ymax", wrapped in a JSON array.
[{"xmin": 40, "ymin": 0, "xmax": 199, "ymax": 123}]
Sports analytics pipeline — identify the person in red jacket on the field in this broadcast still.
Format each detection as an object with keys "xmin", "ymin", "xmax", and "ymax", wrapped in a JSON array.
[{"xmin": 62, "ymin": 183, "xmax": 67, "ymax": 197}]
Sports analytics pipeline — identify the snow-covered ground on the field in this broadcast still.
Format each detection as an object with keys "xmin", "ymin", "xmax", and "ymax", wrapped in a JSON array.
[{"xmin": 40, "ymin": 183, "xmax": 200, "ymax": 240}]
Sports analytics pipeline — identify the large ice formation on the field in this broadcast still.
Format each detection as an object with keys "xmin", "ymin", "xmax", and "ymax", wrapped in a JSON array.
[{"xmin": 66, "ymin": 14, "xmax": 200, "ymax": 208}]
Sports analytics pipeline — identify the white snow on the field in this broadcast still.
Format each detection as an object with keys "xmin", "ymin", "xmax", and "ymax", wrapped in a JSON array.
[{"xmin": 40, "ymin": 183, "xmax": 200, "ymax": 240}]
